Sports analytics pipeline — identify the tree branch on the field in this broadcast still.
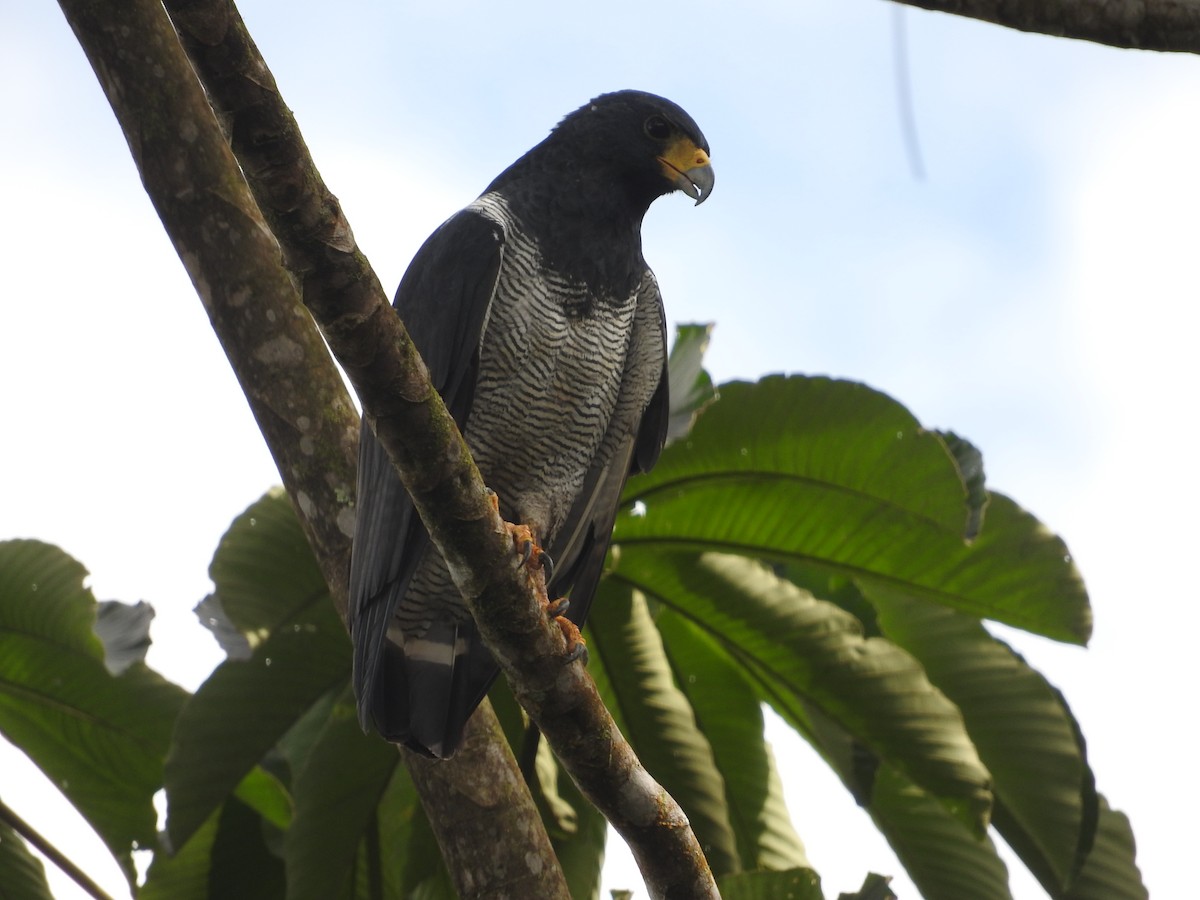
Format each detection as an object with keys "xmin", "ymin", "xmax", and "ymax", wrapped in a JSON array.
[
  {"xmin": 54, "ymin": 2, "xmax": 565, "ymax": 897},
  {"xmin": 891, "ymin": 0, "xmax": 1200, "ymax": 53},
  {"xmin": 57, "ymin": 0, "xmax": 718, "ymax": 896}
]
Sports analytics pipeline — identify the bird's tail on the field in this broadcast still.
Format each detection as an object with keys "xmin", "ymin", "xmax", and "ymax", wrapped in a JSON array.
[{"xmin": 370, "ymin": 619, "xmax": 500, "ymax": 758}]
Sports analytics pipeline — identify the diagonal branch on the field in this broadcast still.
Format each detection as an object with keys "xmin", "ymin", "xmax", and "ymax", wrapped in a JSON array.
[
  {"xmin": 57, "ymin": 0, "xmax": 718, "ymax": 897},
  {"xmin": 890, "ymin": 0, "xmax": 1200, "ymax": 53},
  {"xmin": 54, "ymin": 1, "xmax": 564, "ymax": 897}
]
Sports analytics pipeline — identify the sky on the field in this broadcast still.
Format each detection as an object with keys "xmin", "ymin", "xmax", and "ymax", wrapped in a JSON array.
[{"xmin": 2, "ymin": 0, "xmax": 1198, "ymax": 897}]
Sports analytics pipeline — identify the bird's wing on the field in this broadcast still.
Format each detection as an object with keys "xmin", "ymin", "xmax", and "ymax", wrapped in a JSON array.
[
  {"xmin": 350, "ymin": 209, "xmax": 504, "ymax": 737},
  {"xmin": 547, "ymin": 273, "xmax": 669, "ymax": 625}
]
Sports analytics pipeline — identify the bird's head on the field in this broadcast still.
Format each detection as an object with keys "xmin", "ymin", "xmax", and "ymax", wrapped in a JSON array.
[{"xmin": 550, "ymin": 90, "xmax": 715, "ymax": 210}]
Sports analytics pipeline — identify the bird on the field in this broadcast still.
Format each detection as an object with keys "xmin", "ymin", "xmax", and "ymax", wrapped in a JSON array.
[{"xmin": 349, "ymin": 90, "xmax": 713, "ymax": 758}]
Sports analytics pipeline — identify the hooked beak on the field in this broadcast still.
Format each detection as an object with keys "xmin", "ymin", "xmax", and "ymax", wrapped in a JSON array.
[{"xmin": 659, "ymin": 142, "xmax": 715, "ymax": 205}]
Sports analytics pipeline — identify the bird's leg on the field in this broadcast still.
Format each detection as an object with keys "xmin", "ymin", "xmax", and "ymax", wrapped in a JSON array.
[{"xmin": 505, "ymin": 520, "xmax": 586, "ymax": 665}]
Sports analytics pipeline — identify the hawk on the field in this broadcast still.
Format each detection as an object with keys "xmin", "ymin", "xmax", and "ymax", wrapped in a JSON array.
[{"xmin": 351, "ymin": 90, "xmax": 713, "ymax": 757}]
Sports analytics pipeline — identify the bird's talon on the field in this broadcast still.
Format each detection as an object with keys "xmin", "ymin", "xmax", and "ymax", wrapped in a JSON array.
[
  {"xmin": 563, "ymin": 640, "xmax": 589, "ymax": 666},
  {"xmin": 540, "ymin": 549, "xmax": 556, "ymax": 583},
  {"xmin": 546, "ymin": 596, "xmax": 571, "ymax": 618},
  {"xmin": 555, "ymin": 616, "xmax": 588, "ymax": 666},
  {"xmin": 508, "ymin": 523, "xmax": 542, "ymax": 572}
]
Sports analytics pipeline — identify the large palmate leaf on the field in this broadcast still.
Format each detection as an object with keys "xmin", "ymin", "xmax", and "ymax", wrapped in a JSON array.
[
  {"xmin": 1064, "ymin": 797, "xmax": 1146, "ymax": 900},
  {"xmin": 140, "ymin": 793, "xmax": 288, "ymax": 900},
  {"xmin": 375, "ymin": 764, "xmax": 455, "ymax": 900},
  {"xmin": 139, "ymin": 806, "xmax": 221, "ymax": 900},
  {"xmin": 716, "ymin": 866, "xmax": 824, "ymax": 900},
  {"xmin": 208, "ymin": 795, "xmax": 287, "ymax": 900},
  {"xmin": 203, "ymin": 487, "xmax": 332, "ymax": 640},
  {"xmin": 862, "ymin": 764, "xmax": 1012, "ymax": 900},
  {"xmin": 283, "ymin": 687, "xmax": 400, "ymax": 900},
  {"xmin": 651, "ymin": 609, "xmax": 809, "ymax": 872},
  {"xmin": 163, "ymin": 600, "xmax": 348, "ymax": 850},
  {"xmin": 867, "ymin": 585, "xmax": 1097, "ymax": 894},
  {"xmin": 0, "ymin": 540, "xmax": 188, "ymax": 885},
  {"xmin": 788, "ymin": 700, "xmax": 1011, "ymax": 900},
  {"xmin": 616, "ymin": 376, "xmax": 1091, "ymax": 644},
  {"xmin": 164, "ymin": 492, "xmax": 351, "ymax": 850},
  {"xmin": 608, "ymin": 550, "xmax": 992, "ymax": 833}
]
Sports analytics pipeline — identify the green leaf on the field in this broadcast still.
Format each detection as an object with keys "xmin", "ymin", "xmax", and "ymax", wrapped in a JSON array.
[
  {"xmin": 233, "ymin": 765, "xmax": 294, "ymax": 832},
  {"xmin": 139, "ymin": 806, "xmax": 220, "ymax": 900},
  {"xmin": 716, "ymin": 866, "xmax": 824, "ymax": 900},
  {"xmin": 284, "ymin": 688, "xmax": 400, "ymax": 900},
  {"xmin": 1064, "ymin": 797, "xmax": 1147, "ymax": 900},
  {"xmin": 207, "ymin": 796, "xmax": 286, "ymax": 900},
  {"xmin": 625, "ymin": 376, "xmax": 971, "ymax": 534},
  {"xmin": 782, "ymin": 699, "xmax": 1010, "ymax": 900},
  {"xmin": 408, "ymin": 871, "xmax": 457, "ymax": 900},
  {"xmin": 163, "ymin": 603, "xmax": 349, "ymax": 850},
  {"xmin": 205, "ymin": 488, "xmax": 330, "ymax": 640},
  {"xmin": 617, "ymin": 376, "xmax": 1091, "ymax": 644},
  {"xmin": 666, "ymin": 322, "xmax": 718, "ymax": 442},
  {"xmin": 0, "ymin": 540, "xmax": 188, "ymax": 886},
  {"xmin": 653, "ymin": 609, "xmax": 810, "ymax": 872},
  {"xmin": 382, "ymin": 766, "xmax": 453, "ymax": 900},
  {"xmin": 610, "ymin": 550, "xmax": 992, "ymax": 833},
  {"xmin": 867, "ymin": 586, "xmax": 1096, "ymax": 894},
  {"xmin": 273, "ymin": 687, "xmax": 340, "ymax": 779},
  {"xmin": 0, "ymin": 817, "xmax": 53, "ymax": 900},
  {"xmin": 864, "ymin": 765, "xmax": 1012, "ymax": 900},
  {"xmin": 588, "ymin": 579, "xmax": 740, "ymax": 876},
  {"xmin": 164, "ymin": 494, "xmax": 349, "ymax": 850}
]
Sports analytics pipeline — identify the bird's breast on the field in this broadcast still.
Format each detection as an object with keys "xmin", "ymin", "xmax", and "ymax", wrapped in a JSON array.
[{"xmin": 464, "ymin": 198, "xmax": 639, "ymax": 542}]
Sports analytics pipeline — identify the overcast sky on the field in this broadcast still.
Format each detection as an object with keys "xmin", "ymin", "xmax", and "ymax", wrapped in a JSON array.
[{"xmin": 2, "ymin": 1, "xmax": 1197, "ymax": 897}]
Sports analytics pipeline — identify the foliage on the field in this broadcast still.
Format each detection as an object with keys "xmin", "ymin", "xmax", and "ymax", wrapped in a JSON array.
[{"xmin": 0, "ymin": 329, "xmax": 1145, "ymax": 899}]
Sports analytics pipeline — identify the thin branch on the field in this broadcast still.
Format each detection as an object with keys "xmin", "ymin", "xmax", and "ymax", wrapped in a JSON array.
[
  {"xmin": 0, "ymin": 798, "xmax": 114, "ymax": 900},
  {"xmin": 58, "ymin": 0, "xmax": 718, "ymax": 897},
  {"xmin": 890, "ymin": 0, "xmax": 1200, "ymax": 53}
]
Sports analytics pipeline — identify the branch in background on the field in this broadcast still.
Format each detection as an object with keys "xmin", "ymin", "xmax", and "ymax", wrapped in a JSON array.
[
  {"xmin": 57, "ymin": 0, "xmax": 718, "ymax": 896},
  {"xmin": 55, "ymin": 1, "xmax": 565, "ymax": 897},
  {"xmin": 892, "ymin": 0, "xmax": 1200, "ymax": 53}
]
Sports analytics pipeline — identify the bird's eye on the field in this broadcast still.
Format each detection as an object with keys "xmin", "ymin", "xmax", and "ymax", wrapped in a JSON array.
[{"xmin": 644, "ymin": 115, "xmax": 671, "ymax": 140}]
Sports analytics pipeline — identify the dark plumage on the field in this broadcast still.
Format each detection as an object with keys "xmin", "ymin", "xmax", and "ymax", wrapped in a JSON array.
[{"xmin": 350, "ymin": 90, "xmax": 714, "ymax": 757}]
